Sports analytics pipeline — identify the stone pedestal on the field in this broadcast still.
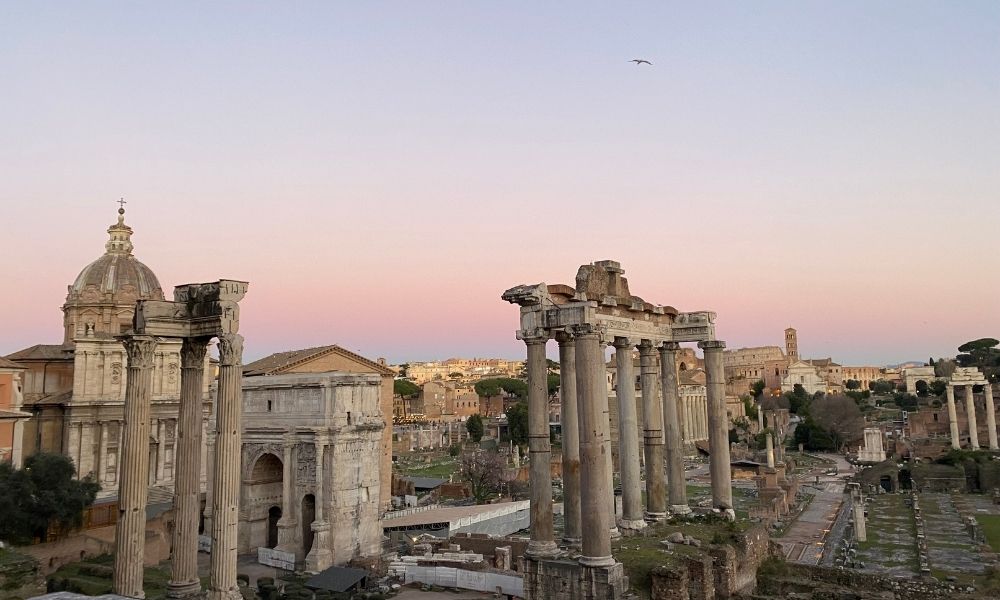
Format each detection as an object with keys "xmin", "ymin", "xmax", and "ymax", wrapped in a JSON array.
[
  {"xmin": 168, "ymin": 337, "xmax": 209, "ymax": 599},
  {"xmin": 113, "ymin": 336, "xmax": 157, "ymax": 599},
  {"xmin": 557, "ymin": 332, "xmax": 582, "ymax": 544},
  {"xmin": 522, "ymin": 555, "xmax": 628, "ymax": 600},
  {"xmin": 207, "ymin": 334, "xmax": 244, "ymax": 600},
  {"xmin": 638, "ymin": 341, "xmax": 666, "ymax": 520},
  {"xmin": 613, "ymin": 337, "xmax": 645, "ymax": 532},
  {"xmin": 275, "ymin": 435, "xmax": 298, "ymax": 554},
  {"xmin": 305, "ymin": 434, "xmax": 333, "ymax": 572},
  {"xmin": 700, "ymin": 340, "xmax": 733, "ymax": 518}
]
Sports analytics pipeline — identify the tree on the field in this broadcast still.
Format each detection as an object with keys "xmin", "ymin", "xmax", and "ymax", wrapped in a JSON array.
[
  {"xmin": 474, "ymin": 378, "xmax": 527, "ymax": 399},
  {"xmin": 957, "ymin": 338, "xmax": 1000, "ymax": 382},
  {"xmin": 466, "ymin": 414, "xmax": 484, "ymax": 443},
  {"xmin": 929, "ymin": 379, "xmax": 947, "ymax": 397},
  {"xmin": 547, "ymin": 373, "xmax": 561, "ymax": 396},
  {"xmin": 0, "ymin": 453, "xmax": 99, "ymax": 544},
  {"xmin": 459, "ymin": 449, "xmax": 506, "ymax": 503},
  {"xmin": 394, "ymin": 379, "xmax": 420, "ymax": 398},
  {"xmin": 870, "ymin": 379, "xmax": 896, "ymax": 395},
  {"xmin": 505, "ymin": 401, "xmax": 529, "ymax": 447},
  {"xmin": 892, "ymin": 392, "xmax": 919, "ymax": 411},
  {"xmin": 845, "ymin": 379, "xmax": 861, "ymax": 390},
  {"xmin": 793, "ymin": 418, "xmax": 836, "ymax": 452},
  {"xmin": 398, "ymin": 363, "xmax": 410, "ymax": 378},
  {"xmin": 809, "ymin": 395, "xmax": 864, "ymax": 452},
  {"xmin": 934, "ymin": 359, "xmax": 957, "ymax": 378},
  {"xmin": 742, "ymin": 395, "xmax": 759, "ymax": 421},
  {"xmin": 751, "ymin": 379, "xmax": 766, "ymax": 399}
]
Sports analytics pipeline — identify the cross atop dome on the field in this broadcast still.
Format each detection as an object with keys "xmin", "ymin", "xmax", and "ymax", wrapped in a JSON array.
[{"xmin": 106, "ymin": 199, "xmax": 134, "ymax": 255}]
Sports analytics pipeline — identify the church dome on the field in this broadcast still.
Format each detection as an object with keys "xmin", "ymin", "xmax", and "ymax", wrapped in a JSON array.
[{"xmin": 62, "ymin": 207, "xmax": 164, "ymax": 342}]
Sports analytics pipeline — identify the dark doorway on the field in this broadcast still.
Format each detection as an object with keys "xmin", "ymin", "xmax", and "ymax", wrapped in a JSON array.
[
  {"xmin": 267, "ymin": 506, "xmax": 282, "ymax": 548},
  {"xmin": 301, "ymin": 494, "xmax": 315, "ymax": 555},
  {"xmin": 879, "ymin": 475, "xmax": 893, "ymax": 493}
]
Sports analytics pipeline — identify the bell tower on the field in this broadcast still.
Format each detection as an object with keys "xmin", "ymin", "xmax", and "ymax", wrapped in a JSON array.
[{"xmin": 785, "ymin": 328, "xmax": 799, "ymax": 362}]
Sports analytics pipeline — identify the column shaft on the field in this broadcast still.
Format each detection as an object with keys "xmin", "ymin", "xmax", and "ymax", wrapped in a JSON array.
[
  {"xmin": 525, "ymin": 336, "xmax": 558, "ymax": 556},
  {"xmin": 208, "ymin": 334, "xmax": 244, "ymax": 600},
  {"xmin": 305, "ymin": 434, "xmax": 332, "ymax": 571},
  {"xmin": 113, "ymin": 336, "xmax": 157, "ymax": 599},
  {"xmin": 984, "ymin": 383, "xmax": 998, "ymax": 451},
  {"xmin": 276, "ymin": 435, "xmax": 298, "ymax": 552},
  {"xmin": 639, "ymin": 342, "xmax": 665, "ymax": 520},
  {"xmin": 168, "ymin": 338, "xmax": 209, "ymax": 599},
  {"xmin": 700, "ymin": 340, "xmax": 733, "ymax": 516},
  {"xmin": 659, "ymin": 343, "xmax": 688, "ymax": 513},
  {"xmin": 156, "ymin": 419, "xmax": 167, "ymax": 484},
  {"xmin": 97, "ymin": 421, "xmax": 109, "ymax": 484},
  {"xmin": 946, "ymin": 385, "xmax": 960, "ymax": 449},
  {"xmin": 574, "ymin": 329, "xmax": 614, "ymax": 566},
  {"xmin": 557, "ymin": 334, "xmax": 581, "ymax": 543},
  {"xmin": 613, "ymin": 338, "xmax": 645, "ymax": 531},
  {"xmin": 966, "ymin": 385, "xmax": 980, "ymax": 448}
]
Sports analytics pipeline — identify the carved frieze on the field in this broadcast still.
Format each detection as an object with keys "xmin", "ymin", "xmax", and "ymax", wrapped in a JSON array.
[{"xmin": 296, "ymin": 443, "xmax": 316, "ymax": 484}]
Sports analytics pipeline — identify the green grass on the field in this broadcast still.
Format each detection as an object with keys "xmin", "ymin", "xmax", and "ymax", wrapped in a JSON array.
[
  {"xmin": 977, "ymin": 515, "xmax": 1000, "ymax": 552},
  {"xmin": 395, "ymin": 456, "xmax": 459, "ymax": 479},
  {"xmin": 47, "ymin": 556, "xmax": 178, "ymax": 599}
]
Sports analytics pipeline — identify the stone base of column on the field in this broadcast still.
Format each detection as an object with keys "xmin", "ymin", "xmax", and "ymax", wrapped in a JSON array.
[
  {"xmin": 165, "ymin": 580, "xmax": 201, "ymax": 599},
  {"xmin": 644, "ymin": 511, "xmax": 667, "ymax": 522},
  {"xmin": 205, "ymin": 588, "xmax": 242, "ymax": 600},
  {"xmin": 609, "ymin": 526, "xmax": 621, "ymax": 540},
  {"xmin": 578, "ymin": 554, "xmax": 616, "ymax": 568},
  {"xmin": 305, "ymin": 522, "xmax": 333, "ymax": 573},
  {"xmin": 670, "ymin": 504, "xmax": 692, "ymax": 515},
  {"xmin": 718, "ymin": 508, "xmax": 736, "ymax": 521},
  {"xmin": 616, "ymin": 517, "xmax": 647, "ymax": 533},
  {"xmin": 275, "ymin": 520, "xmax": 297, "ymax": 555},
  {"xmin": 523, "ymin": 554, "xmax": 626, "ymax": 600},
  {"xmin": 580, "ymin": 561, "xmax": 628, "ymax": 599},
  {"xmin": 561, "ymin": 535, "xmax": 581, "ymax": 547},
  {"xmin": 526, "ymin": 540, "xmax": 561, "ymax": 558}
]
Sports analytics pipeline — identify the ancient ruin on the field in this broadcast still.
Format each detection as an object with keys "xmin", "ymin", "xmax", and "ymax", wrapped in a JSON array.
[
  {"xmin": 503, "ymin": 260, "xmax": 728, "ymax": 599},
  {"xmin": 113, "ymin": 279, "xmax": 248, "ymax": 600},
  {"xmin": 946, "ymin": 367, "xmax": 996, "ymax": 450}
]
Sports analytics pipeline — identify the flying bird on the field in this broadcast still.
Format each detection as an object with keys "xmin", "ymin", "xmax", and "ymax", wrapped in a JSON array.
[{"xmin": 630, "ymin": 59, "xmax": 652, "ymax": 65}]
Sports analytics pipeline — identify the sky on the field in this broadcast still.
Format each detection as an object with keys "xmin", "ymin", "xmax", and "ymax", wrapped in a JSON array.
[{"xmin": 1, "ymin": 2, "xmax": 998, "ymax": 365}]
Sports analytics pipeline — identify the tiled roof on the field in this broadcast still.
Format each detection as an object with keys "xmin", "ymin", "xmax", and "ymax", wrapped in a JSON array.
[
  {"xmin": 243, "ymin": 345, "xmax": 394, "ymax": 377},
  {"xmin": 5, "ymin": 344, "xmax": 74, "ymax": 361},
  {"xmin": 0, "ymin": 357, "xmax": 26, "ymax": 369}
]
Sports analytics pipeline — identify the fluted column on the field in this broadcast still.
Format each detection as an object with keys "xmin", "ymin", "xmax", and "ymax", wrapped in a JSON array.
[
  {"xmin": 113, "ymin": 336, "xmax": 157, "ymax": 599},
  {"xmin": 766, "ymin": 433, "xmax": 775, "ymax": 468},
  {"xmin": 168, "ymin": 337, "xmax": 210, "ymax": 599},
  {"xmin": 524, "ymin": 333, "xmax": 558, "ymax": 556},
  {"xmin": 659, "ymin": 342, "xmax": 689, "ymax": 514},
  {"xmin": 946, "ymin": 385, "xmax": 960, "ymax": 450},
  {"xmin": 639, "ymin": 340, "xmax": 665, "ymax": 520},
  {"xmin": 203, "ymin": 430, "xmax": 216, "ymax": 532},
  {"xmin": 156, "ymin": 419, "xmax": 167, "ymax": 484},
  {"xmin": 573, "ymin": 325, "xmax": 614, "ymax": 566},
  {"xmin": 700, "ymin": 340, "xmax": 733, "ymax": 518},
  {"xmin": 305, "ymin": 433, "xmax": 333, "ymax": 571},
  {"xmin": 207, "ymin": 334, "xmax": 244, "ymax": 600},
  {"xmin": 11, "ymin": 419, "xmax": 25, "ymax": 468},
  {"xmin": 965, "ymin": 385, "xmax": 980, "ymax": 449},
  {"xmin": 556, "ymin": 332, "xmax": 581, "ymax": 544},
  {"xmin": 275, "ymin": 433, "xmax": 298, "ymax": 552},
  {"xmin": 613, "ymin": 338, "xmax": 645, "ymax": 531},
  {"xmin": 984, "ymin": 383, "xmax": 998, "ymax": 451}
]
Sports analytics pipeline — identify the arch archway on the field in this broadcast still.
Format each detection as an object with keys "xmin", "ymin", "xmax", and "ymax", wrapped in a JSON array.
[
  {"xmin": 267, "ymin": 506, "xmax": 282, "ymax": 549},
  {"xmin": 301, "ymin": 494, "xmax": 316, "ymax": 555},
  {"xmin": 244, "ymin": 453, "xmax": 283, "ymax": 551}
]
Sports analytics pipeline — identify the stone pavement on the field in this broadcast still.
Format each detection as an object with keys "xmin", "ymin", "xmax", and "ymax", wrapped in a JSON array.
[
  {"xmin": 777, "ymin": 480, "xmax": 845, "ymax": 564},
  {"xmin": 854, "ymin": 494, "xmax": 919, "ymax": 577},
  {"xmin": 921, "ymin": 493, "xmax": 984, "ymax": 575}
]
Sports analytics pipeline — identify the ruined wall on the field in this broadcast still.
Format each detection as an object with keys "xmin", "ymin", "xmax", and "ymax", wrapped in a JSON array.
[
  {"xmin": 450, "ymin": 532, "xmax": 528, "ymax": 567},
  {"xmin": 758, "ymin": 562, "xmax": 993, "ymax": 600}
]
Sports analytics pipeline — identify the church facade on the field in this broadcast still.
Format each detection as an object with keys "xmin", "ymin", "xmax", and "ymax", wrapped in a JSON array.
[{"xmin": 5, "ymin": 208, "xmax": 210, "ymax": 497}]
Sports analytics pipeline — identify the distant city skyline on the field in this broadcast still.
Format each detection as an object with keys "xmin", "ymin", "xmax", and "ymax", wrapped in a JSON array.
[{"xmin": 2, "ymin": 3, "xmax": 997, "ymax": 366}]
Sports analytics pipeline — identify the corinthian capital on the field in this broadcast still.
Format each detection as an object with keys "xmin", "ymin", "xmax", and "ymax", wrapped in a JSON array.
[
  {"xmin": 217, "ymin": 333, "xmax": 244, "ymax": 366},
  {"xmin": 180, "ymin": 336, "xmax": 212, "ymax": 368},
  {"xmin": 121, "ymin": 336, "xmax": 158, "ymax": 369}
]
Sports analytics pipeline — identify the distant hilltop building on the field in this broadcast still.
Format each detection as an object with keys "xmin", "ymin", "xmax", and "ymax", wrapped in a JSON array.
[
  {"xmin": 400, "ymin": 357, "xmax": 524, "ymax": 384},
  {"xmin": 724, "ymin": 327, "xmax": 887, "ymax": 396}
]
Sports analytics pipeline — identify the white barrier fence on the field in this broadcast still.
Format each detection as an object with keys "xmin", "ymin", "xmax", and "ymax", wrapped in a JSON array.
[
  {"xmin": 257, "ymin": 547, "xmax": 296, "ymax": 571},
  {"xmin": 403, "ymin": 565, "xmax": 523, "ymax": 597}
]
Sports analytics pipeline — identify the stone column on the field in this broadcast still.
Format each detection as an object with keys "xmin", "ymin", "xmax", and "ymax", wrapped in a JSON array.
[
  {"xmin": 946, "ymin": 385, "xmax": 961, "ymax": 450},
  {"xmin": 682, "ymin": 396, "xmax": 691, "ymax": 442},
  {"xmin": 11, "ymin": 419, "xmax": 25, "ymax": 469},
  {"xmin": 524, "ymin": 333, "xmax": 558, "ymax": 556},
  {"xmin": 850, "ymin": 484, "xmax": 866, "ymax": 543},
  {"xmin": 156, "ymin": 419, "xmax": 167, "ymax": 484},
  {"xmin": 766, "ymin": 433, "xmax": 775, "ymax": 469},
  {"xmin": 113, "ymin": 336, "xmax": 157, "ymax": 599},
  {"xmin": 168, "ymin": 337, "xmax": 209, "ymax": 599},
  {"xmin": 207, "ymin": 334, "xmax": 244, "ymax": 600},
  {"xmin": 699, "ymin": 340, "xmax": 733, "ymax": 518},
  {"xmin": 638, "ymin": 340, "xmax": 666, "ymax": 521},
  {"xmin": 556, "ymin": 332, "xmax": 581, "ymax": 544},
  {"xmin": 276, "ymin": 434, "xmax": 298, "ymax": 552},
  {"xmin": 613, "ymin": 338, "xmax": 645, "ymax": 531},
  {"xmin": 203, "ymin": 430, "xmax": 216, "ymax": 533},
  {"xmin": 659, "ymin": 342, "xmax": 689, "ymax": 514},
  {"xmin": 97, "ymin": 421, "xmax": 109, "ymax": 484},
  {"xmin": 573, "ymin": 325, "xmax": 613, "ymax": 566},
  {"xmin": 305, "ymin": 433, "xmax": 333, "ymax": 571},
  {"xmin": 984, "ymin": 383, "xmax": 998, "ymax": 451},
  {"xmin": 965, "ymin": 385, "xmax": 980, "ymax": 449}
]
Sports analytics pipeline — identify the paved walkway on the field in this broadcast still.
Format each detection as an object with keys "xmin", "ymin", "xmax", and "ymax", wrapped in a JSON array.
[{"xmin": 775, "ymin": 453, "xmax": 851, "ymax": 564}]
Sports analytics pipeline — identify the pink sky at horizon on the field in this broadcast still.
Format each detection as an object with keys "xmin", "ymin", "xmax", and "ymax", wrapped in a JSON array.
[{"xmin": 1, "ymin": 3, "xmax": 997, "ymax": 365}]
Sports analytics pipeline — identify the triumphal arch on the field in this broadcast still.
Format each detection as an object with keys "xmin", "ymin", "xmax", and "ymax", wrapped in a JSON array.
[
  {"xmin": 503, "ymin": 260, "xmax": 730, "ymax": 600},
  {"xmin": 113, "ymin": 279, "xmax": 248, "ymax": 600}
]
